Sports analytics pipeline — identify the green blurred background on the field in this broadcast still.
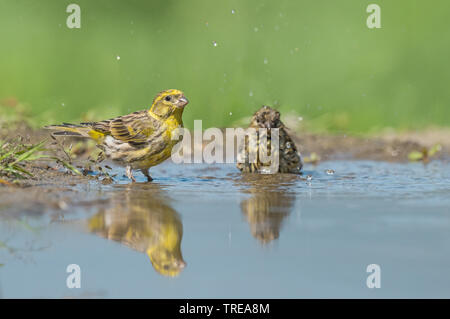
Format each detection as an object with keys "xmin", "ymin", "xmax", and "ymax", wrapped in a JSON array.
[{"xmin": 0, "ymin": 0, "xmax": 449, "ymax": 133}]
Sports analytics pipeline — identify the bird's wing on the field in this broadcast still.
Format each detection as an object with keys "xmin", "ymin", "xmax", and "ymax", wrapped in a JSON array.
[{"xmin": 87, "ymin": 111, "xmax": 157, "ymax": 147}]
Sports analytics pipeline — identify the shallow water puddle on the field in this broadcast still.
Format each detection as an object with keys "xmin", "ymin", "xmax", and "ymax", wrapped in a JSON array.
[{"xmin": 1, "ymin": 160, "xmax": 450, "ymax": 298}]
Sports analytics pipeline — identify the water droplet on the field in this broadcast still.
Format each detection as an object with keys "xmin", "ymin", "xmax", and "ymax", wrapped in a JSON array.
[
  {"xmin": 231, "ymin": 9, "xmax": 235, "ymax": 14},
  {"xmin": 212, "ymin": 41, "xmax": 217, "ymax": 47},
  {"xmin": 116, "ymin": 56, "xmax": 121, "ymax": 60},
  {"xmin": 264, "ymin": 58, "xmax": 268, "ymax": 64},
  {"xmin": 326, "ymin": 169, "xmax": 335, "ymax": 175},
  {"xmin": 249, "ymin": 91, "xmax": 253, "ymax": 97}
]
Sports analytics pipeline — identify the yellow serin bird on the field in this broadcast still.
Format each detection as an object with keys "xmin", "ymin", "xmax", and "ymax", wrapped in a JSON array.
[{"xmin": 45, "ymin": 89, "xmax": 189, "ymax": 182}]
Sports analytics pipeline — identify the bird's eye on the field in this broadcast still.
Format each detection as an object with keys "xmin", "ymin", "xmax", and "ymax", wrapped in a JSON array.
[{"xmin": 165, "ymin": 96, "xmax": 172, "ymax": 102}]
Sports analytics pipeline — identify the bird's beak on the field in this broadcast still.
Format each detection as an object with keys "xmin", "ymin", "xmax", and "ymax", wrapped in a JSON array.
[{"xmin": 177, "ymin": 96, "xmax": 189, "ymax": 108}]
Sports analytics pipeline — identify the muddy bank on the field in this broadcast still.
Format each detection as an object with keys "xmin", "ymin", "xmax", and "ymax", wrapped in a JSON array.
[
  {"xmin": 293, "ymin": 131, "xmax": 449, "ymax": 163},
  {"xmin": 0, "ymin": 163, "xmax": 98, "ymax": 220}
]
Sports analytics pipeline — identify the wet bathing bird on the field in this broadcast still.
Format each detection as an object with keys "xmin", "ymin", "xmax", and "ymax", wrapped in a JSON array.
[
  {"xmin": 45, "ymin": 89, "xmax": 189, "ymax": 182},
  {"xmin": 236, "ymin": 105, "xmax": 303, "ymax": 174}
]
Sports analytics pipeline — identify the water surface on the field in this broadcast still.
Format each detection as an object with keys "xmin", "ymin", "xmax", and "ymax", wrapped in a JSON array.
[{"xmin": 1, "ymin": 160, "xmax": 450, "ymax": 298}]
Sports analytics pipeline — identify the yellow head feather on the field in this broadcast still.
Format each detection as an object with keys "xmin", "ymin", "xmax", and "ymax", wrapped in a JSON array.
[{"xmin": 149, "ymin": 89, "xmax": 188, "ymax": 120}]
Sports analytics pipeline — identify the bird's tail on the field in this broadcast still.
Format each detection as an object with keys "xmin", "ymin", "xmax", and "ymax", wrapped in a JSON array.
[{"xmin": 44, "ymin": 123, "xmax": 93, "ymax": 138}]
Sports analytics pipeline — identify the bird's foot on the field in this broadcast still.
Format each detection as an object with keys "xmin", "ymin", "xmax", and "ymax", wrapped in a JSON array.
[
  {"xmin": 141, "ymin": 169, "xmax": 153, "ymax": 182},
  {"xmin": 126, "ymin": 165, "xmax": 136, "ymax": 183}
]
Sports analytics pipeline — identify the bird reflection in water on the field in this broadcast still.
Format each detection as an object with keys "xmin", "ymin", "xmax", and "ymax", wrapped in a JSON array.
[
  {"xmin": 87, "ymin": 183, "xmax": 186, "ymax": 277},
  {"xmin": 237, "ymin": 174, "xmax": 298, "ymax": 244}
]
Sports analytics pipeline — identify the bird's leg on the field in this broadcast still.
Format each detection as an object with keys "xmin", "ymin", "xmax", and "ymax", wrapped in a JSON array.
[
  {"xmin": 141, "ymin": 168, "xmax": 153, "ymax": 182},
  {"xmin": 126, "ymin": 165, "xmax": 136, "ymax": 182}
]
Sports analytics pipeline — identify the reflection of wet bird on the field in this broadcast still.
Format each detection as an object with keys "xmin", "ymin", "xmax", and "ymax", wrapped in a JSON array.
[
  {"xmin": 87, "ymin": 184, "xmax": 186, "ymax": 277},
  {"xmin": 45, "ymin": 89, "xmax": 189, "ymax": 182},
  {"xmin": 237, "ymin": 106, "xmax": 303, "ymax": 174},
  {"xmin": 237, "ymin": 175, "xmax": 297, "ymax": 244}
]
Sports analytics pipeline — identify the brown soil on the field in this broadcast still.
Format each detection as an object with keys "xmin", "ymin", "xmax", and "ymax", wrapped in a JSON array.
[{"xmin": 293, "ymin": 131, "xmax": 449, "ymax": 163}]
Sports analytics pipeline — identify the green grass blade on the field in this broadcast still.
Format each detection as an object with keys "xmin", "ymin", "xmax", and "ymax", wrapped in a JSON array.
[
  {"xmin": 11, "ymin": 140, "xmax": 46, "ymax": 164},
  {"xmin": 10, "ymin": 164, "xmax": 33, "ymax": 176},
  {"xmin": 48, "ymin": 156, "xmax": 81, "ymax": 175},
  {"xmin": 0, "ymin": 149, "xmax": 15, "ymax": 161}
]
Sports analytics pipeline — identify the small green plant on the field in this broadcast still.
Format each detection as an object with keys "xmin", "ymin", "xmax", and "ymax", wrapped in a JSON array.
[
  {"xmin": 0, "ymin": 139, "xmax": 81, "ymax": 180},
  {"xmin": 0, "ymin": 140, "xmax": 47, "ymax": 178},
  {"xmin": 408, "ymin": 144, "xmax": 442, "ymax": 163}
]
